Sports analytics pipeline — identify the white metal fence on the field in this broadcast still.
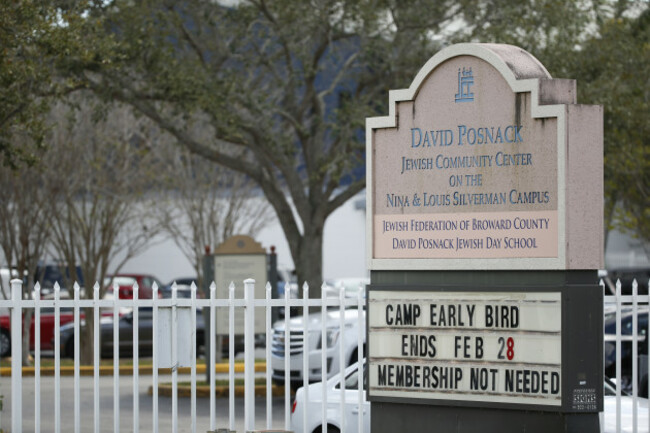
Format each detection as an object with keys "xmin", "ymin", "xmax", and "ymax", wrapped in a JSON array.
[
  {"xmin": 603, "ymin": 278, "xmax": 650, "ymax": 433},
  {"xmin": 4, "ymin": 276, "xmax": 649, "ymax": 432},
  {"xmin": 0, "ymin": 278, "xmax": 366, "ymax": 433}
]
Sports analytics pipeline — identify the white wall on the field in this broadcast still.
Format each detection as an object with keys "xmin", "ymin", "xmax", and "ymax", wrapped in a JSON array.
[
  {"xmin": 114, "ymin": 192, "xmax": 368, "ymax": 284},
  {"xmin": 605, "ymin": 230, "xmax": 650, "ymax": 269}
]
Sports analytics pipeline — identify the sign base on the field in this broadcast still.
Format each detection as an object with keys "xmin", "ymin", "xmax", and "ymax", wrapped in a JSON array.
[
  {"xmin": 371, "ymin": 401, "xmax": 599, "ymax": 433},
  {"xmin": 368, "ymin": 270, "xmax": 602, "ymax": 433}
]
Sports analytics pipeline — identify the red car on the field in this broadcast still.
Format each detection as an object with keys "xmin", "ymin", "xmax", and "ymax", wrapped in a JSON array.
[
  {"xmin": 103, "ymin": 274, "xmax": 163, "ymax": 300},
  {"xmin": 0, "ymin": 307, "xmax": 81, "ymax": 357}
]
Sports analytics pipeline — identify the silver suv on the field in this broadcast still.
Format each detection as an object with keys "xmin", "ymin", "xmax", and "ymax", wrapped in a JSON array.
[{"xmin": 271, "ymin": 308, "xmax": 365, "ymax": 390}]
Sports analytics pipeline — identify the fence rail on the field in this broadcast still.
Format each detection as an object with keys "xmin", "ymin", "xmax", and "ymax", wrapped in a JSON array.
[
  {"xmin": 603, "ymin": 278, "xmax": 650, "ymax": 433},
  {"xmin": 1, "ymin": 278, "xmax": 366, "ymax": 433}
]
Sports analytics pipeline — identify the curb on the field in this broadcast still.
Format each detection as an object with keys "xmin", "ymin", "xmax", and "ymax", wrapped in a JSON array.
[{"xmin": 0, "ymin": 362, "xmax": 267, "ymax": 377}]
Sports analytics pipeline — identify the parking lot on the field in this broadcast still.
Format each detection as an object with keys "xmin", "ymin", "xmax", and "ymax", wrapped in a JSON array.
[{"xmin": 0, "ymin": 372, "xmax": 287, "ymax": 432}]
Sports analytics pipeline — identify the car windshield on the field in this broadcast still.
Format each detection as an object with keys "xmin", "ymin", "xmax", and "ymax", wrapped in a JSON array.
[
  {"xmin": 605, "ymin": 377, "xmax": 629, "ymax": 396},
  {"xmin": 605, "ymin": 310, "xmax": 648, "ymax": 335},
  {"xmin": 335, "ymin": 363, "xmax": 367, "ymax": 390},
  {"xmin": 173, "ymin": 278, "xmax": 196, "ymax": 286},
  {"xmin": 336, "ymin": 369, "xmax": 359, "ymax": 389},
  {"xmin": 37, "ymin": 264, "xmax": 84, "ymax": 289}
]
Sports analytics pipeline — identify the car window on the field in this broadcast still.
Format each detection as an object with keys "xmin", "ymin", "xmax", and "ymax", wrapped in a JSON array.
[
  {"xmin": 621, "ymin": 313, "xmax": 648, "ymax": 335},
  {"xmin": 639, "ymin": 314, "xmax": 648, "ymax": 336},
  {"xmin": 177, "ymin": 278, "xmax": 196, "ymax": 286},
  {"xmin": 605, "ymin": 377, "xmax": 629, "ymax": 396},
  {"xmin": 136, "ymin": 307, "xmax": 153, "ymax": 319},
  {"xmin": 605, "ymin": 311, "xmax": 649, "ymax": 339},
  {"xmin": 336, "ymin": 367, "xmax": 364, "ymax": 389},
  {"xmin": 36, "ymin": 265, "xmax": 83, "ymax": 289},
  {"xmin": 606, "ymin": 314, "xmax": 635, "ymax": 335}
]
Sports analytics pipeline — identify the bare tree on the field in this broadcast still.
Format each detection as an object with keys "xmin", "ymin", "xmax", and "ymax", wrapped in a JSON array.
[
  {"xmin": 0, "ymin": 138, "xmax": 55, "ymax": 365},
  {"xmin": 153, "ymin": 138, "xmax": 272, "ymax": 290},
  {"xmin": 46, "ymin": 94, "xmax": 163, "ymax": 363}
]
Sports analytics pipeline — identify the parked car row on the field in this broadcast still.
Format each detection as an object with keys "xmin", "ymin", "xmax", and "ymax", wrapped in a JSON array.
[
  {"xmin": 103, "ymin": 274, "xmax": 162, "ymax": 299},
  {"xmin": 0, "ymin": 305, "xmax": 207, "ymax": 359},
  {"xmin": 58, "ymin": 307, "xmax": 205, "ymax": 358},
  {"xmin": 0, "ymin": 303, "xmax": 124, "ymax": 357},
  {"xmin": 0, "ymin": 273, "xmax": 203, "ymax": 358},
  {"xmin": 31, "ymin": 264, "xmax": 196, "ymax": 299}
]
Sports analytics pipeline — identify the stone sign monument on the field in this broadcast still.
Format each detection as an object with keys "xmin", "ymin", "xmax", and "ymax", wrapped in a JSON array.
[
  {"xmin": 213, "ymin": 235, "xmax": 267, "ymax": 334},
  {"xmin": 366, "ymin": 43, "xmax": 603, "ymax": 432}
]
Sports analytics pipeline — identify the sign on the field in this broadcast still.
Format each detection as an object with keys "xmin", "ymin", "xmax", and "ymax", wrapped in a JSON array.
[
  {"xmin": 368, "ymin": 289, "xmax": 562, "ymax": 406},
  {"xmin": 366, "ymin": 43, "xmax": 603, "ymax": 271},
  {"xmin": 364, "ymin": 44, "xmax": 603, "ymax": 432},
  {"xmin": 213, "ymin": 235, "xmax": 267, "ymax": 334}
]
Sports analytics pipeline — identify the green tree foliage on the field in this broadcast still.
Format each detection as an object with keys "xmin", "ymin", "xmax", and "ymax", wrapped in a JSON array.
[
  {"xmin": 12, "ymin": 0, "xmax": 645, "ymax": 286},
  {"xmin": 67, "ymin": 0, "xmax": 649, "ymax": 286},
  {"xmin": 0, "ymin": 2, "xmax": 53, "ymax": 166},
  {"xmin": 454, "ymin": 0, "xmax": 649, "ymax": 251},
  {"xmin": 68, "ymin": 0, "xmax": 469, "ymax": 292},
  {"xmin": 0, "ymin": 1, "xmax": 122, "ymax": 167},
  {"xmin": 565, "ymin": 8, "xmax": 649, "ymax": 253}
]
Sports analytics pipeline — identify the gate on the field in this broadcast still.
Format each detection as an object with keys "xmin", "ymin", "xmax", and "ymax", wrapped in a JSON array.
[{"xmin": 0, "ymin": 278, "xmax": 366, "ymax": 433}]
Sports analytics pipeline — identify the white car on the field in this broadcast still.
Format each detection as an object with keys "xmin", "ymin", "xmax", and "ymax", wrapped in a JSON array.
[
  {"xmin": 603, "ymin": 378, "xmax": 649, "ymax": 432},
  {"xmin": 291, "ymin": 364, "xmax": 649, "ymax": 433},
  {"xmin": 271, "ymin": 308, "xmax": 365, "ymax": 389},
  {"xmin": 322, "ymin": 278, "xmax": 369, "ymax": 299},
  {"xmin": 291, "ymin": 361, "xmax": 369, "ymax": 433}
]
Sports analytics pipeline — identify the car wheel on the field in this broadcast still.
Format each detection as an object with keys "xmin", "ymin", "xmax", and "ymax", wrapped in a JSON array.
[
  {"xmin": 0, "ymin": 330, "xmax": 10, "ymax": 357},
  {"xmin": 313, "ymin": 425, "xmax": 340, "ymax": 433}
]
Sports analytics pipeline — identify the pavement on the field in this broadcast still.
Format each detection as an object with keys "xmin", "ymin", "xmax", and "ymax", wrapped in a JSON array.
[{"xmin": 0, "ymin": 361, "xmax": 290, "ymax": 397}]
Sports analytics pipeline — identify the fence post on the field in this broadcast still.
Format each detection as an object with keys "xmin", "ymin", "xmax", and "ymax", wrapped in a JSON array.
[
  {"xmin": 244, "ymin": 278, "xmax": 256, "ymax": 432},
  {"xmin": 10, "ymin": 278, "xmax": 23, "ymax": 433}
]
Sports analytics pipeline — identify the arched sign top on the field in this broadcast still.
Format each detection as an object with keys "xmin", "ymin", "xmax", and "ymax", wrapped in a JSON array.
[
  {"xmin": 374, "ymin": 43, "xmax": 561, "ymax": 134},
  {"xmin": 414, "ymin": 43, "xmax": 551, "ymax": 90},
  {"xmin": 366, "ymin": 43, "xmax": 603, "ymax": 271},
  {"xmin": 214, "ymin": 235, "xmax": 265, "ymax": 255}
]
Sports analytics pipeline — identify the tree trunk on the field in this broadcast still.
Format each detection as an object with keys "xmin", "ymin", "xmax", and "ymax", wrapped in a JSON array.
[
  {"xmin": 21, "ymin": 308, "xmax": 33, "ymax": 366},
  {"xmin": 80, "ymin": 307, "xmax": 96, "ymax": 364},
  {"xmin": 292, "ymin": 224, "xmax": 324, "ymax": 301}
]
